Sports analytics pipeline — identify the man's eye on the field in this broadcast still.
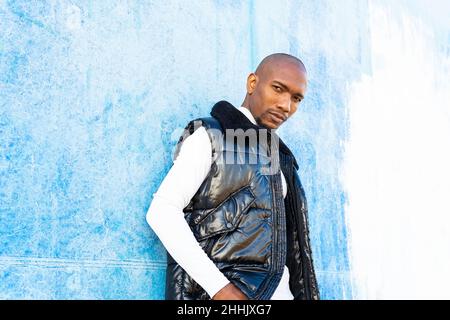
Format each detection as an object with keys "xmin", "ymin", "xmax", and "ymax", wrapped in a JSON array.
[
  {"xmin": 273, "ymin": 86, "xmax": 282, "ymax": 92},
  {"xmin": 294, "ymin": 97, "xmax": 302, "ymax": 103}
]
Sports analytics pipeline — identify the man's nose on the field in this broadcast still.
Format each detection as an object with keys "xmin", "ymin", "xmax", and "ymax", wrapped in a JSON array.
[{"xmin": 277, "ymin": 95, "xmax": 291, "ymax": 113}]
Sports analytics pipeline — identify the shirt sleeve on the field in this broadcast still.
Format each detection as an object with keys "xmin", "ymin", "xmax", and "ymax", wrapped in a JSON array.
[{"xmin": 146, "ymin": 126, "xmax": 230, "ymax": 298}]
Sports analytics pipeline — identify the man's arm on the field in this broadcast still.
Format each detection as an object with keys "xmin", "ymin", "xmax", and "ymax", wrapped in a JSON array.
[{"xmin": 146, "ymin": 126, "xmax": 246, "ymax": 299}]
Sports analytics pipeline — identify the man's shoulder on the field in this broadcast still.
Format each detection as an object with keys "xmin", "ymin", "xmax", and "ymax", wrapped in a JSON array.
[
  {"xmin": 175, "ymin": 116, "xmax": 223, "ymax": 149},
  {"xmin": 184, "ymin": 116, "xmax": 222, "ymax": 133}
]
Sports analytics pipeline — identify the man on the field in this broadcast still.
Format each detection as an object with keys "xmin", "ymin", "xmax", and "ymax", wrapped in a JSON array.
[{"xmin": 146, "ymin": 53, "xmax": 319, "ymax": 300}]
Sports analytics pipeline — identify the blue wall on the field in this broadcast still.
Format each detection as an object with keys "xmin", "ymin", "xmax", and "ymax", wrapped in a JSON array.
[{"xmin": 0, "ymin": 0, "xmax": 372, "ymax": 299}]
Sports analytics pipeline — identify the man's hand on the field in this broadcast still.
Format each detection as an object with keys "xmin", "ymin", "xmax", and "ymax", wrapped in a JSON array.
[{"xmin": 212, "ymin": 283, "xmax": 249, "ymax": 300}]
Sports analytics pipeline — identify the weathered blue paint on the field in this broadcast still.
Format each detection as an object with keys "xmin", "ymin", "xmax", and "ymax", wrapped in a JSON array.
[{"xmin": 1, "ymin": 0, "xmax": 446, "ymax": 299}]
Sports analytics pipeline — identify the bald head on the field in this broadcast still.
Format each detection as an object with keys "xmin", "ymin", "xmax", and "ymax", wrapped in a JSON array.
[{"xmin": 255, "ymin": 53, "xmax": 306, "ymax": 80}]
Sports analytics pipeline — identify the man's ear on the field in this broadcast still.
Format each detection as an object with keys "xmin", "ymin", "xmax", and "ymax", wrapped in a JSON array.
[{"xmin": 246, "ymin": 73, "xmax": 258, "ymax": 94}]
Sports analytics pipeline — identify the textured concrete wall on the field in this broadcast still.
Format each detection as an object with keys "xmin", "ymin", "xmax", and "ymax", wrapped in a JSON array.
[
  {"xmin": 0, "ymin": 0, "xmax": 363, "ymax": 299},
  {"xmin": 2, "ymin": 0, "xmax": 444, "ymax": 299}
]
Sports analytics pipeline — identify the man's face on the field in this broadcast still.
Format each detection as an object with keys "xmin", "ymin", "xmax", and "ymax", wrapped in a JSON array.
[{"xmin": 246, "ymin": 60, "xmax": 307, "ymax": 130}]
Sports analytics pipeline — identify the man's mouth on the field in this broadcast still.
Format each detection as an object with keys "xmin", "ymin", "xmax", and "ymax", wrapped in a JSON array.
[{"xmin": 268, "ymin": 110, "xmax": 286, "ymax": 124}]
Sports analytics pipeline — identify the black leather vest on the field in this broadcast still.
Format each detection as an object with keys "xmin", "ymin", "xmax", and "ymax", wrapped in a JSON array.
[{"xmin": 165, "ymin": 101, "xmax": 319, "ymax": 300}]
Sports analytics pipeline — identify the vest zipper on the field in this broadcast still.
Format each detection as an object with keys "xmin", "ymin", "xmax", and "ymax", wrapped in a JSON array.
[{"xmin": 256, "ymin": 168, "xmax": 286, "ymax": 299}]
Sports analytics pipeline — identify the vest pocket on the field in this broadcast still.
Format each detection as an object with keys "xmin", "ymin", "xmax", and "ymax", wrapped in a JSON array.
[{"xmin": 191, "ymin": 185, "xmax": 256, "ymax": 241}]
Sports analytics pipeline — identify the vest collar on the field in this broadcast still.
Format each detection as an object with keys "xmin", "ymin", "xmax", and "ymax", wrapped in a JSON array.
[{"xmin": 210, "ymin": 100, "xmax": 299, "ymax": 170}]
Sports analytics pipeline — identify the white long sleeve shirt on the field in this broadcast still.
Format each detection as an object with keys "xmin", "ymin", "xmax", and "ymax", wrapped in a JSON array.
[{"xmin": 146, "ymin": 106, "xmax": 293, "ymax": 300}]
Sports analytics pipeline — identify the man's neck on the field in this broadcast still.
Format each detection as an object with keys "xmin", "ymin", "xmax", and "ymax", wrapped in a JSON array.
[
  {"xmin": 237, "ymin": 105, "xmax": 278, "ymax": 132},
  {"xmin": 237, "ymin": 106, "xmax": 257, "ymax": 125}
]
